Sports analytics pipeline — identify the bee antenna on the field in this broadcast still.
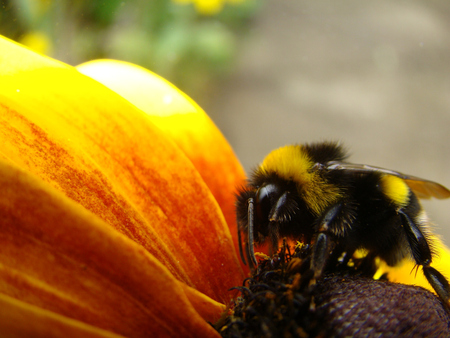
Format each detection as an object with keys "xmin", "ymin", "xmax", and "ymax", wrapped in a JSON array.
[{"xmin": 247, "ymin": 197, "xmax": 258, "ymax": 270}]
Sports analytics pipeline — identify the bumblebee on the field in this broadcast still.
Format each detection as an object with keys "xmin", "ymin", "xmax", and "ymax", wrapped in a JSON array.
[{"xmin": 236, "ymin": 141, "xmax": 450, "ymax": 305}]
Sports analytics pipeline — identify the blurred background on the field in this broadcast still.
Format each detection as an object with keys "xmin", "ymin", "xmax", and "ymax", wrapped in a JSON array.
[
  {"xmin": 1, "ymin": 0, "xmax": 450, "ymax": 244},
  {"xmin": 0, "ymin": 0, "xmax": 261, "ymax": 102}
]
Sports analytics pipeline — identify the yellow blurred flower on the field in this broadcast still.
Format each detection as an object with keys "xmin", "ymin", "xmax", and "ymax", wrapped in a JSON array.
[
  {"xmin": 172, "ymin": 0, "xmax": 246, "ymax": 15},
  {"xmin": 18, "ymin": 31, "xmax": 53, "ymax": 56}
]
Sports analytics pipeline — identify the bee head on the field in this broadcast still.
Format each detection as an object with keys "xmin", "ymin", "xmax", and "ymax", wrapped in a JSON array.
[
  {"xmin": 236, "ymin": 143, "xmax": 344, "ymax": 270},
  {"xmin": 236, "ymin": 176, "xmax": 300, "ymax": 271}
]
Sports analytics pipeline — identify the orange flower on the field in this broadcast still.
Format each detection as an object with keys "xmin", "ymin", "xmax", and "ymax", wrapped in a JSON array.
[
  {"xmin": 1, "ymin": 33, "xmax": 450, "ymax": 337},
  {"xmin": 0, "ymin": 35, "xmax": 246, "ymax": 337}
]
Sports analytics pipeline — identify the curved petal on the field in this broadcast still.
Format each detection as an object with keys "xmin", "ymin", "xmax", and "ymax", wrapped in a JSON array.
[
  {"xmin": 0, "ymin": 160, "xmax": 219, "ymax": 337},
  {"xmin": 77, "ymin": 59, "xmax": 248, "ymax": 273},
  {"xmin": 179, "ymin": 282, "xmax": 229, "ymax": 324},
  {"xmin": 0, "ymin": 35, "xmax": 243, "ymax": 300}
]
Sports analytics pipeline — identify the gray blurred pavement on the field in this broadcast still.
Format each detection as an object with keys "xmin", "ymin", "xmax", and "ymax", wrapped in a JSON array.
[{"xmin": 208, "ymin": 1, "xmax": 450, "ymax": 242}]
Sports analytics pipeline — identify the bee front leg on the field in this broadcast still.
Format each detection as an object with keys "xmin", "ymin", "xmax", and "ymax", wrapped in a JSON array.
[
  {"xmin": 399, "ymin": 210, "xmax": 450, "ymax": 306},
  {"xmin": 311, "ymin": 232, "xmax": 331, "ymax": 279},
  {"xmin": 311, "ymin": 203, "xmax": 343, "ymax": 279}
]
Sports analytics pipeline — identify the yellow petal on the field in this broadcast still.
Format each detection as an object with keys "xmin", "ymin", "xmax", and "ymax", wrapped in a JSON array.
[
  {"xmin": 381, "ymin": 236, "xmax": 450, "ymax": 294},
  {"xmin": 77, "ymin": 59, "xmax": 248, "ymax": 273}
]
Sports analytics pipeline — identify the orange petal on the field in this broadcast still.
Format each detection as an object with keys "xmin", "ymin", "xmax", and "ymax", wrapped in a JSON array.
[
  {"xmin": 0, "ymin": 36, "xmax": 243, "ymax": 299},
  {"xmin": 77, "ymin": 59, "xmax": 248, "ymax": 273},
  {"xmin": 0, "ymin": 294, "xmax": 124, "ymax": 338},
  {"xmin": 0, "ymin": 160, "xmax": 219, "ymax": 337},
  {"xmin": 179, "ymin": 282, "xmax": 228, "ymax": 324}
]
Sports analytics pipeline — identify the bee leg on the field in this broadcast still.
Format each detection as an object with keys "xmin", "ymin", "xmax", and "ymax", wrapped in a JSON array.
[
  {"xmin": 399, "ymin": 210, "xmax": 450, "ymax": 306},
  {"xmin": 311, "ymin": 232, "xmax": 331, "ymax": 279},
  {"xmin": 423, "ymin": 266, "xmax": 450, "ymax": 305},
  {"xmin": 311, "ymin": 203, "xmax": 342, "ymax": 279}
]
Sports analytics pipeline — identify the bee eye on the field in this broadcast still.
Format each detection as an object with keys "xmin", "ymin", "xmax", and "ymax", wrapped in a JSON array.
[{"xmin": 255, "ymin": 184, "xmax": 280, "ymax": 223}]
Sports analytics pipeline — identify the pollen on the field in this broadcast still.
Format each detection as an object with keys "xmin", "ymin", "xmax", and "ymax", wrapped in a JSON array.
[{"xmin": 380, "ymin": 175, "xmax": 410, "ymax": 207}]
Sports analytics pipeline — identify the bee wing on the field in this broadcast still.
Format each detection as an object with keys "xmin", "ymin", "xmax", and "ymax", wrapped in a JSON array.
[
  {"xmin": 403, "ymin": 179, "xmax": 450, "ymax": 199},
  {"xmin": 324, "ymin": 161, "xmax": 450, "ymax": 200}
]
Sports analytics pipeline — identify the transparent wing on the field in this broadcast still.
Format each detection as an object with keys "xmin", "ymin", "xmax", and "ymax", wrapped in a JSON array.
[{"xmin": 325, "ymin": 161, "xmax": 450, "ymax": 200}]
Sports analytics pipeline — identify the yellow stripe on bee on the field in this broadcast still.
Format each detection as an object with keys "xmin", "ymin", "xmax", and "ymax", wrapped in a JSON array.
[
  {"xmin": 380, "ymin": 175, "xmax": 410, "ymax": 207},
  {"xmin": 260, "ymin": 145, "xmax": 342, "ymax": 215},
  {"xmin": 261, "ymin": 145, "xmax": 313, "ymax": 183}
]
